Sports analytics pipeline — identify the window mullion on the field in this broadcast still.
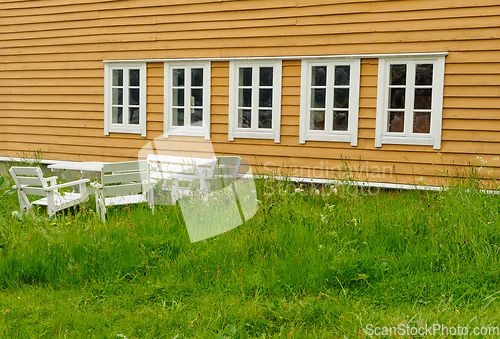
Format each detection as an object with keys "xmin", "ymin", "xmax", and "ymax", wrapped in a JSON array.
[
  {"xmin": 251, "ymin": 66, "xmax": 259, "ymax": 132},
  {"xmin": 406, "ymin": 62, "xmax": 416, "ymax": 137},
  {"xmin": 123, "ymin": 68, "xmax": 129, "ymax": 128},
  {"xmin": 325, "ymin": 63, "xmax": 334, "ymax": 133},
  {"xmin": 185, "ymin": 66, "xmax": 191, "ymax": 127}
]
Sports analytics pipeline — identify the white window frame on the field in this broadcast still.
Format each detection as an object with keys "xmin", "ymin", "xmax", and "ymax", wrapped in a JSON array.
[
  {"xmin": 164, "ymin": 61, "xmax": 211, "ymax": 140},
  {"xmin": 375, "ymin": 55, "xmax": 445, "ymax": 149},
  {"xmin": 228, "ymin": 60, "xmax": 282, "ymax": 143},
  {"xmin": 104, "ymin": 63, "xmax": 147, "ymax": 137},
  {"xmin": 299, "ymin": 58, "xmax": 361, "ymax": 146}
]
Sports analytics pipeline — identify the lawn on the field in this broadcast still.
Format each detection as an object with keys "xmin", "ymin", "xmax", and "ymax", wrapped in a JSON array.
[{"xmin": 0, "ymin": 166, "xmax": 499, "ymax": 338}]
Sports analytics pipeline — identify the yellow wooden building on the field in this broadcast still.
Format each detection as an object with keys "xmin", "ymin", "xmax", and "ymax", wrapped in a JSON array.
[{"xmin": 1, "ymin": 0, "xmax": 499, "ymax": 187}]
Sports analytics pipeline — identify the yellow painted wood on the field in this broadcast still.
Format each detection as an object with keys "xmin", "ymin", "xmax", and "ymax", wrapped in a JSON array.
[{"xmin": 1, "ymin": 0, "xmax": 500, "ymax": 186}]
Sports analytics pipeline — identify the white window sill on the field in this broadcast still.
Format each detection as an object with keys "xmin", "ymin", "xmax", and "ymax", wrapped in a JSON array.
[
  {"xmin": 231, "ymin": 130, "xmax": 279, "ymax": 142},
  {"xmin": 301, "ymin": 132, "xmax": 357, "ymax": 146},
  {"xmin": 376, "ymin": 135, "xmax": 437, "ymax": 148},
  {"xmin": 165, "ymin": 127, "xmax": 210, "ymax": 140}
]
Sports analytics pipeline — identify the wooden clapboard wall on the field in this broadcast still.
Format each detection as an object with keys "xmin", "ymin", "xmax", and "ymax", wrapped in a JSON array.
[{"xmin": 1, "ymin": 0, "xmax": 499, "ymax": 185}]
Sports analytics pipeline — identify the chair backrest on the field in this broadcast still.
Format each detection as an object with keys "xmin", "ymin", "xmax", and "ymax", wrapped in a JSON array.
[
  {"xmin": 9, "ymin": 166, "xmax": 49, "ymax": 197},
  {"xmin": 101, "ymin": 160, "xmax": 149, "ymax": 198},
  {"xmin": 213, "ymin": 156, "xmax": 242, "ymax": 178},
  {"xmin": 147, "ymin": 154, "xmax": 216, "ymax": 177}
]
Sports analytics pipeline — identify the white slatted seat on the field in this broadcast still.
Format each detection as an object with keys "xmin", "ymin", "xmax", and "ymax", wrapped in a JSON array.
[
  {"xmin": 170, "ymin": 156, "xmax": 242, "ymax": 203},
  {"xmin": 94, "ymin": 160, "xmax": 154, "ymax": 221},
  {"xmin": 9, "ymin": 166, "xmax": 90, "ymax": 217},
  {"xmin": 147, "ymin": 154, "xmax": 216, "ymax": 204},
  {"xmin": 212, "ymin": 156, "xmax": 242, "ymax": 181}
]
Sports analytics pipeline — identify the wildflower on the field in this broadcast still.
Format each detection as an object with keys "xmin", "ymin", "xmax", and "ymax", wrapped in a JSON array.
[
  {"xmin": 317, "ymin": 244, "xmax": 325, "ymax": 250},
  {"xmin": 51, "ymin": 222, "xmax": 57, "ymax": 226},
  {"xmin": 11, "ymin": 211, "xmax": 18, "ymax": 216},
  {"xmin": 294, "ymin": 188, "xmax": 304, "ymax": 193},
  {"xmin": 493, "ymin": 157, "xmax": 499, "ymax": 161},
  {"xmin": 66, "ymin": 222, "xmax": 71, "ymax": 226},
  {"xmin": 315, "ymin": 189, "xmax": 320, "ymax": 195}
]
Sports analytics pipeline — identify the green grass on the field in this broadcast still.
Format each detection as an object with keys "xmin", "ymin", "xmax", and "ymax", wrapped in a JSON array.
[{"xmin": 0, "ymin": 168, "xmax": 500, "ymax": 338}]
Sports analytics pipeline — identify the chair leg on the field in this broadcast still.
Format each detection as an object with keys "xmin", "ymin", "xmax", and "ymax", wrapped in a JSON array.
[
  {"xmin": 149, "ymin": 186, "xmax": 155, "ymax": 215},
  {"xmin": 171, "ymin": 178, "xmax": 179, "ymax": 204},
  {"xmin": 96, "ymin": 190, "xmax": 106, "ymax": 222},
  {"xmin": 46, "ymin": 191, "xmax": 56, "ymax": 217},
  {"xmin": 17, "ymin": 190, "xmax": 31, "ymax": 213}
]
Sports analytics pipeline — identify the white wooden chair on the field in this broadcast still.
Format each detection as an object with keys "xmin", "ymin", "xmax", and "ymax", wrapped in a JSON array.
[
  {"xmin": 212, "ymin": 156, "xmax": 242, "ymax": 181},
  {"xmin": 147, "ymin": 154, "xmax": 216, "ymax": 204},
  {"xmin": 94, "ymin": 160, "xmax": 154, "ymax": 221},
  {"xmin": 170, "ymin": 156, "xmax": 242, "ymax": 203},
  {"xmin": 9, "ymin": 166, "xmax": 90, "ymax": 216}
]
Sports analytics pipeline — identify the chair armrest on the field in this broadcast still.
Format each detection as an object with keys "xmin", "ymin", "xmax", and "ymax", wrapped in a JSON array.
[{"xmin": 44, "ymin": 178, "xmax": 90, "ymax": 191}]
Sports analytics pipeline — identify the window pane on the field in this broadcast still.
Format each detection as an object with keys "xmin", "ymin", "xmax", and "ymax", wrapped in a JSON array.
[
  {"xmin": 129, "ymin": 69, "xmax": 140, "ymax": 87},
  {"xmin": 390, "ymin": 64, "xmax": 406, "ymax": 85},
  {"xmin": 191, "ymin": 68, "xmax": 203, "ymax": 87},
  {"xmin": 413, "ymin": 112, "xmax": 431, "ymax": 134},
  {"xmin": 259, "ymin": 89, "xmax": 272, "ymax": 108},
  {"xmin": 173, "ymin": 88, "xmax": 184, "ymax": 107},
  {"xmin": 191, "ymin": 108, "xmax": 203, "ymax": 126},
  {"xmin": 414, "ymin": 89, "xmax": 432, "ymax": 109},
  {"xmin": 112, "ymin": 107, "xmax": 123, "ymax": 124},
  {"xmin": 191, "ymin": 89, "xmax": 203, "ymax": 107},
  {"xmin": 311, "ymin": 66, "xmax": 326, "ymax": 86},
  {"xmin": 310, "ymin": 110, "xmax": 325, "ymax": 131},
  {"xmin": 333, "ymin": 111, "xmax": 348, "ymax": 131},
  {"xmin": 172, "ymin": 108, "xmax": 184, "ymax": 126},
  {"xmin": 238, "ymin": 89, "xmax": 252, "ymax": 107},
  {"xmin": 334, "ymin": 65, "xmax": 350, "ymax": 86},
  {"xmin": 173, "ymin": 69, "xmax": 185, "ymax": 87},
  {"xmin": 334, "ymin": 88, "xmax": 349, "ymax": 109},
  {"xmin": 259, "ymin": 67, "xmax": 273, "ymax": 86},
  {"xmin": 112, "ymin": 88, "xmax": 123, "ymax": 105},
  {"xmin": 389, "ymin": 111, "xmax": 405, "ymax": 132},
  {"xmin": 415, "ymin": 64, "xmax": 433, "ymax": 86},
  {"xmin": 112, "ymin": 70, "xmax": 123, "ymax": 86},
  {"xmin": 258, "ymin": 110, "xmax": 272, "ymax": 129},
  {"xmin": 311, "ymin": 88, "xmax": 326, "ymax": 108},
  {"xmin": 129, "ymin": 88, "xmax": 140, "ymax": 105},
  {"xmin": 239, "ymin": 68, "xmax": 252, "ymax": 86},
  {"xmin": 238, "ymin": 109, "xmax": 251, "ymax": 128},
  {"xmin": 129, "ymin": 108, "xmax": 140, "ymax": 125},
  {"xmin": 389, "ymin": 88, "xmax": 406, "ymax": 109}
]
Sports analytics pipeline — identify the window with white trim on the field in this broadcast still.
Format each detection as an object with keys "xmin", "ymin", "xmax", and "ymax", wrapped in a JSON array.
[
  {"xmin": 104, "ymin": 63, "xmax": 147, "ymax": 137},
  {"xmin": 299, "ymin": 59, "xmax": 361, "ymax": 146},
  {"xmin": 164, "ymin": 61, "xmax": 211, "ymax": 140},
  {"xmin": 375, "ymin": 55, "xmax": 445, "ymax": 149},
  {"xmin": 228, "ymin": 60, "xmax": 282, "ymax": 143}
]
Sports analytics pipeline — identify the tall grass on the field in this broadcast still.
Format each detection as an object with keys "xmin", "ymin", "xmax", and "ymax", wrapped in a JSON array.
[{"xmin": 0, "ymin": 163, "xmax": 499, "ymax": 337}]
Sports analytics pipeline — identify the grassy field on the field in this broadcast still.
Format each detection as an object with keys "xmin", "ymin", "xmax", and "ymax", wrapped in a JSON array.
[{"xmin": 0, "ymin": 163, "xmax": 499, "ymax": 338}]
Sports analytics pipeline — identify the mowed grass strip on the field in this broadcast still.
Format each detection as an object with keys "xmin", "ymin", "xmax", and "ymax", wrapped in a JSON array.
[{"xmin": 0, "ymin": 170, "xmax": 499, "ymax": 338}]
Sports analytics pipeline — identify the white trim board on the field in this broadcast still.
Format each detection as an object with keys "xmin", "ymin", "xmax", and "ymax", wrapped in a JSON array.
[
  {"xmin": 239, "ymin": 173, "xmax": 500, "ymax": 195},
  {"xmin": 103, "ymin": 52, "xmax": 450, "ymax": 64}
]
